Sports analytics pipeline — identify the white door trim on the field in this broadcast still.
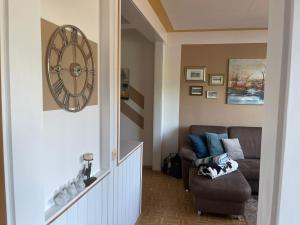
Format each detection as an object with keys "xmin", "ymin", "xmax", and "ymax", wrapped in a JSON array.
[
  {"xmin": 152, "ymin": 41, "xmax": 165, "ymax": 171},
  {"xmin": 0, "ymin": 0, "xmax": 16, "ymax": 224}
]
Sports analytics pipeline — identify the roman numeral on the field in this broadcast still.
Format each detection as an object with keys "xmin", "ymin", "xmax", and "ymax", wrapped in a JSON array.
[
  {"xmin": 74, "ymin": 97, "xmax": 81, "ymax": 111},
  {"xmin": 82, "ymin": 94, "xmax": 88, "ymax": 104},
  {"xmin": 71, "ymin": 28, "xmax": 78, "ymax": 45},
  {"xmin": 51, "ymin": 45, "xmax": 62, "ymax": 56},
  {"xmin": 80, "ymin": 39, "xmax": 85, "ymax": 48},
  {"xmin": 53, "ymin": 79, "xmax": 64, "ymax": 98},
  {"xmin": 86, "ymin": 83, "xmax": 93, "ymax": 93},
  {"xmin": 86, "ymin": 53, "xmax": 92, "ymax": 60},
  {"xmin": 89, "ymin": 69, "xmax": 95, "ymax": 76},
  {"xmin": 59, "ymin": 29, "xmax": 68, "ymax": 46},
  {"xmin": 63, "ymin": 92, "xmax": 70, "ymax": 108}
]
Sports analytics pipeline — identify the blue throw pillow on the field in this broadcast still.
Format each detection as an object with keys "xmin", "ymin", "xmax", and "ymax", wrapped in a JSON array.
[
  {"xmin": 204, "ymin": 132, "xmax": 228, "ymax": 156},
  {"xmin": 188, "ymin": 134, "xmax": 209, "ymax": 158}
]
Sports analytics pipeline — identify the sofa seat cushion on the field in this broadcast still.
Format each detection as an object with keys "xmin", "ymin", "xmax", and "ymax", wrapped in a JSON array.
[
  {"xmin": 189, "ymin": 169, "xmax": 251, "ymax": 202},
  {"xmin": 237, "ymin": 159, "xmax": 260, "ymax": 180}
]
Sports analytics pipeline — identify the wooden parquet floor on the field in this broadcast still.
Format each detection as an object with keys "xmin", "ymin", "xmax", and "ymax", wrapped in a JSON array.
[{"xmin": 137, "ymin": 169, "xmax": 247, "ymax": 225}]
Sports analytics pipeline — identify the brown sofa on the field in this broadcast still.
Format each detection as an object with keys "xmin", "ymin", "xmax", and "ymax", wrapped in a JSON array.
[{"xmin": 179, "ymin": 125, "xmax": 261, "ymax": 193}]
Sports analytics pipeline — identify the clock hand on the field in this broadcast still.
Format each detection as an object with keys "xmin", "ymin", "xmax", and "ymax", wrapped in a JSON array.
[
  {"xmin": 50, "ymin": 65, "xmax": 69, "ymax": 74},
  {"xmin": 73, "ymin": 44, "xmax": 77, "ymax": 63}
]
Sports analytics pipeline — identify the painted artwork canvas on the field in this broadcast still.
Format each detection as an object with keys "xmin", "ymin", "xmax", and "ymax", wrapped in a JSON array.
[{"xmin": 227, "ymin": 59, "xmax": 266, "ymax": 105}]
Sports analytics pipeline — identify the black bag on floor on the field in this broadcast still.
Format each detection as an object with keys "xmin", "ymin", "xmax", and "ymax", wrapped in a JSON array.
[{"xmin": 163, "ymin": 153, "xmax": 182, "ymax": 179}]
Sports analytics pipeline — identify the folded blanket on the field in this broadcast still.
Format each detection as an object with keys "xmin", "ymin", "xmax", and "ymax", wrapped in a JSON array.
[
  {"xmin": 212, "ymin": 153, "xmax": 231, "ymax": 166},
  {"xmin": 193, "ymin": 153, "xmax": 231, "ymax": 167},
  {"xmin": 197, "ymin": 159, "xmax": 238, "ymax": 179}
]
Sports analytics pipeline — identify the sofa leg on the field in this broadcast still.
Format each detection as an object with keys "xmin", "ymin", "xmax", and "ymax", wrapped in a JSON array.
[{"xmin": 197, "ymin": 210, "xmax": 202, "ymax": 216}]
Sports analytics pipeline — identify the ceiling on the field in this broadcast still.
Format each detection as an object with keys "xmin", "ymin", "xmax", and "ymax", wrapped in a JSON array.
[
  {"xmin": 148, "ymin": 0, "xmax": 269, "ymax": 32},
  {"xmin": 121, "ymin": 0, "xmax": 162, "ymax": 42}
]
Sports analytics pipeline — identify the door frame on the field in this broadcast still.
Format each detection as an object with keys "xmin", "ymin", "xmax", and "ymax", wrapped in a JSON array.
[{"xmin": 0, "ymin": 0, "xmax": 16, "ymax": 224}]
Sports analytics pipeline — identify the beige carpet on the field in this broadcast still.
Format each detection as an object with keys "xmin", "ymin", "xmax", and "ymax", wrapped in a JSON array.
[{"xmin": 137, "ymin": 169, "xmax": 248, "ymax": 225}]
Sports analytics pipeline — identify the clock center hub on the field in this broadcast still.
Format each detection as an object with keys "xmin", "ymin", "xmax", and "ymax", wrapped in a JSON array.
[{"xmin": 70, "ymin": 63, "xmax": 82, "ymax": 77}]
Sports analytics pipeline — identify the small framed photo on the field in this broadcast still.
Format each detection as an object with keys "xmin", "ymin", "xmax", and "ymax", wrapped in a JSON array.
[
  {"xmin": 189, "ymin": 86, "xmax": 203, "ymax": 96},
  {"xmin": 209, "ymin": 74, "xmax": 225, "ymax": 86},
  {"xmin": 121, "ymin": 68, "xmax": 130, "ymax": 100},
  {"xmin": 185, "ymin": 67, "xmax": 207, "ymax": 81},
  {"xmin": 207, "ymin": 91, "xmax": 217, "ymax": 99}
]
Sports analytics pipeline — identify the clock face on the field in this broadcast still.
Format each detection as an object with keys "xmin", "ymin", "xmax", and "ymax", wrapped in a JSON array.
[{"xmin": 46, "ymin": 25, "xmax": 95, "ymax": 112}]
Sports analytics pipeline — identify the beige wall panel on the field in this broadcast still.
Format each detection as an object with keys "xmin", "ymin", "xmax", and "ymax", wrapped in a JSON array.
[
  {"xmin": 179, "ymin": 43, "xmax": 267, "ymax": 145},
  {"xmin": 41, "ymin": 19, "xmax": 98, "ymax": 111}
]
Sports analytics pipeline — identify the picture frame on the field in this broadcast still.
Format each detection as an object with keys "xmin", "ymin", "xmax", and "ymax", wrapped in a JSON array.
[
  {"xmin": 185, "ymin": 67, "xmax": 207, "ymax": 81},
  {"xmin": 206, "ymin": 91, "xmax": 217, "ymax": 99},
  {"xmin": 189, "ymin": 86, "xmax": 203, "ymax": 96},
  {"xmin": 227, "ymin": 59, "xmax": 266, "ymax": 105},
  {"xmin": 121, "ymin": 68, "xmax": 130, "ymax": 100},
  {"xmin": 209, "ymin": 74, "xmax": 225, "ymax": 86}
]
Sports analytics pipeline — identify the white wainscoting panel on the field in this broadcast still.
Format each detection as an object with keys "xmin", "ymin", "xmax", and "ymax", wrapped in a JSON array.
[{"xmin": 48, "ymin": 146, "xmax": 142, "ymax": 225}]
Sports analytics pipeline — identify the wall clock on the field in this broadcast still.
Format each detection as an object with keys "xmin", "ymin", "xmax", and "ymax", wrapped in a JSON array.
[{"xmin": 46, "ymin": 25, "xmax": 95, "ymax": 112}]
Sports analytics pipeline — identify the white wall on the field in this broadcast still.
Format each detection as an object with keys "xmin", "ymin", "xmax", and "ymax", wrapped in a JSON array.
[
  {"xmin": 162, "ymin": 30, "xmax": 268, "ymax": 159},
  {"xmin": 121, "ymin": 29, "xmax": 154, "ymax": 166},
  {"xmin": 1, "ymin": 0, "xmax": 142, "ymax": 224},
  {"xmin": 40, "ymin": 0, "xmax": 99, "ymax": 42},
  {"xmin": 3, "ymin": 0, "xmax": 45, "ymax": 224},
  {"xmin": 41, "ymin": 0, "xmax": 101, "ymax": 211},
  {"xmin": 258, "ymin": 0, "xmax": 300, "ymax": 225},
  {"xmin": 120, "ymin": 113, "xmax": 141, "ymax": 141}
]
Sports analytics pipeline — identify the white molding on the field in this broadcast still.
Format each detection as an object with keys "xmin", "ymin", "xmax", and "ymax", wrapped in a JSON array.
[
  {"xmin": 152, "ymin": 41, "xmax": 165, "ymax": 171},
  {"xmin": 167, "ymin": 30, "xmax": 268, "ymax": 46},
  {"xmin": 129, "ymin": 0, "xmax": 167, "ymax": 42},
  {"xmin": 118, "ymin": 141, "xmax": 143, "ymax": 165},
  {"xmin": 99, "ymin": 0, "xmax": 113, "ymax": 171},
  {"xmin": 257, "ymin": 0, "xmax": 289, "ymax": 224},
  {"xmin": 0, "ymin": 0, "xmax": 16, "ymax": 224}
]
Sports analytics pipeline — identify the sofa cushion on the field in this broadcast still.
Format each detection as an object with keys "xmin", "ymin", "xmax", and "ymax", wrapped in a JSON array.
[
  {"xmin": 205, "ymin": 132, "xmax": 228, "ymax": 156},
  {"xmin": 189, "ymin": 125, "xmax": 227, "ymax": 136},
  {"xmin": 188, "ymin": 134, "xmax": 209, "ymax": 158},
  {"xmin": 237, "ymin": 159, "xmax": 260, "ymax": 180},
  {"xmin": 228, "ymin": 127, "xmax": 262, "ymax": 159},
  {"xmin": 222, "ymin": 138, "xmax": 245, "ymax": 160},
  {"xmin": 179, "ymin": 145, "xmax": 197, "ymax": 161}
]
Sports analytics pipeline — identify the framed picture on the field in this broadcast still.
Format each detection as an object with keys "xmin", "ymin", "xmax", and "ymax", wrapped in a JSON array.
[
  {"xmin": 185, "ymin": 67, "xmax": 207, "ymax": 81},
  {"xmin": 121, "ymin": 68, "xmax": 130, "ymax": 100},
  {"xmin": 227, "ymin": 59, "xmax": 266, "ymax": 105},
  {"xmin": 189, "ymin": 86, "xmax": 203, "ymax": 96},
  {"xmin": 207, "ymin": 91, "xmax": 217, "ymax": 99},
  {"xmin": 209, "ymin": 74, "xmax": 225, "ymax": 86}
]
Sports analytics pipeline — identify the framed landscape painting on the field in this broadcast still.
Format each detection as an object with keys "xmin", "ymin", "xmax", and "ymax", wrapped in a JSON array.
[{"xmin": 227, "ymin": 59, "xmax": 266, "ymax": 105}]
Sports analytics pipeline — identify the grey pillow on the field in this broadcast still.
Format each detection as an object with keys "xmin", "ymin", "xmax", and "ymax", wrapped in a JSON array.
[{"xmin": 222, "ymin": 138, "xmax": 244, "ymax": 160}]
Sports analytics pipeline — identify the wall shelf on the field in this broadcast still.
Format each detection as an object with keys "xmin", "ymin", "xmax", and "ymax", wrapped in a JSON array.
[{"xmin": 45, "ymin": 169, "xmax": 110, "ymax": 225}]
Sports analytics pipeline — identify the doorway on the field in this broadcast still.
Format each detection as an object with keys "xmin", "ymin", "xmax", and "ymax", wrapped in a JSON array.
[{"xmin": 119, "ymin": 0, "xmax": 163, "ymax": 168}]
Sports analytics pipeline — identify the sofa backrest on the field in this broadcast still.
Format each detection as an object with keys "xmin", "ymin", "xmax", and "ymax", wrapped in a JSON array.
[
  {"xmin": 189, "ymin": 125, "xmax": 227, "ymax": 136},
  {"xmin": 228, "ymin": 127, "xmax": 262, "ymax": 159}
]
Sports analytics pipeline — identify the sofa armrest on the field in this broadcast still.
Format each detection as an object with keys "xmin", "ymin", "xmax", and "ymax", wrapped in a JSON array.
[{"xmin": 179, "ymin": 145, "xmax": 197, "ymax": 162}]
